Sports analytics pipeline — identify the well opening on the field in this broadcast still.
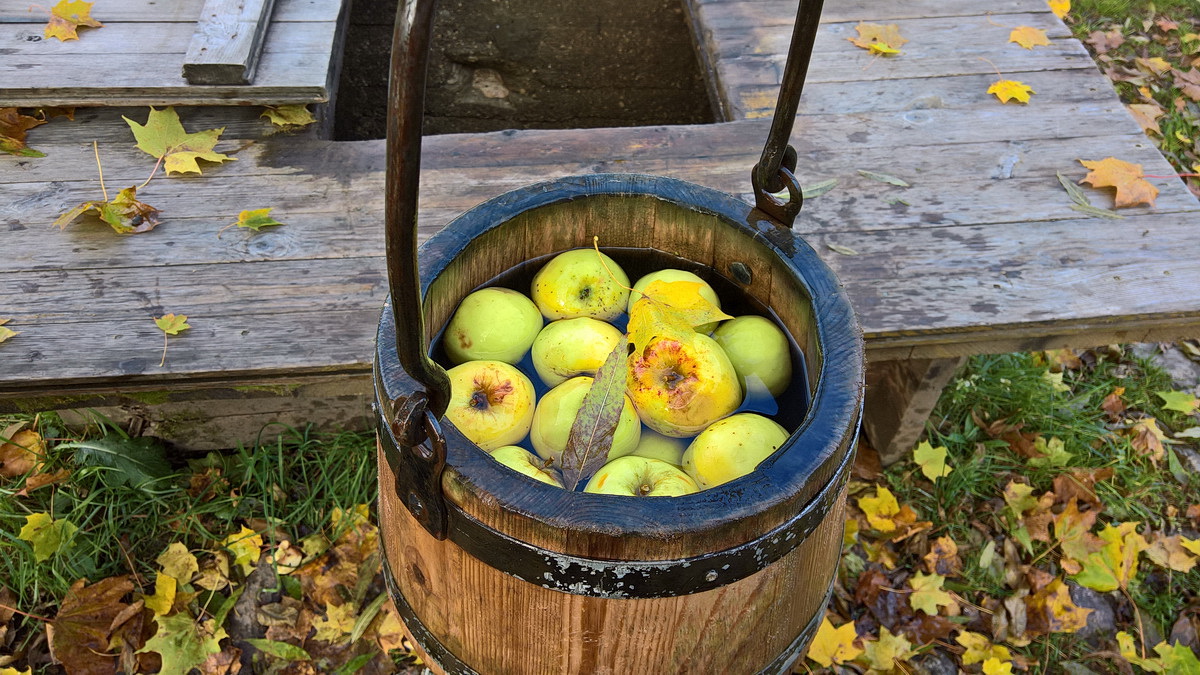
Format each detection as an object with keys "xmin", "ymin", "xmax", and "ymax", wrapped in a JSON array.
[{"xmin": 332, "ymin": 0, "xmax": 717, "ymax": 140}]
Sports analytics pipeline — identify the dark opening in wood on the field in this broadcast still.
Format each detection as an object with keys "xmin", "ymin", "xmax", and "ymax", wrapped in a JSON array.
[{"xmin": 332, "ymin": 0, "xmax": 716, "ymax": 140}]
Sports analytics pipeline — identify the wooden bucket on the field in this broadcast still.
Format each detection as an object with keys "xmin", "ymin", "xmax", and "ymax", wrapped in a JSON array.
[{"xmin": 374, "ymin": 2, "xmax": 863, "ymax": 673}]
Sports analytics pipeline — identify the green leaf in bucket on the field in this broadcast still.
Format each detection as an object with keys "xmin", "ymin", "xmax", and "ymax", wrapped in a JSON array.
[{"xmin": 560, "ymin": 336, "xmax": 629, "ymax": 490}]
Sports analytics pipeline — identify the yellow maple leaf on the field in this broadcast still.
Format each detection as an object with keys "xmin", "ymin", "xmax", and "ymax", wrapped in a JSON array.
[
  {"xmin": 908, "ymin": 571, "xmax": 955, "ymax": 615},
  {"xmin": 983, "ymin": 657, "xmax": 1015, "ymax": 675},
  {"xmin": 858, "ymin": 485, "xmax": 901, "ymax": 532},
  {"xmin": 627, "ymin": 279, "xmax": 731, "ymax": 359},
  {"xmin": 957, "ymin": 631, "xmax": 1012, "ymax": 665},
  {"xmin": 222, "ymin": 525, "xmax": 263, "ymax": 576},
  {"xmin": 0, "ymin": 318, "xmax": 17, "ymax": 344},
  {"xmin": 847, "ymin": 22, "xmax": 908, "ymax": 55},
  {"xmin": 1009, "ymin": 26, "xmax": 1052, "ymax": 49},
  {"xmin": 861, "ymin": 627, "xmax": 913, "ymax": 670},
  {"xmin": 1027, "ymin": 576, "xmax": 1092, "ymax": 633},
  {"xmin": 261, "ymin": 104, "xmax": 316, "ymax": 128},
  {"xmin": 1, "ymin": 667, "xmax": 33, "ymax": 675},
  {"xmin": 912, "ymin": 441, "xmax": 952, "ymax": 481},
  {"xmin": 988, "ymin": 79, "xmax": 1035, "ymax": 103},
  {"xmin": 1078, "ymin": 157, "xmax": 1159, "ymax": 208},
  {"xmin": 1048, "ymin": 0, "xmax": 1070, "ymax": 19},
  {"xmin": 1072, "ymin": 522, "xmax": 1148, "ymax": 592},
  {"xmin": 806, "ymin": 617, "xmax": 862, "ymax": 666},
  {"xmin": 313, "ymin": 601, "xmax": 358, "ymax": 642},
  {"xmin": 143, "ymin": 572, "xmax": 177, "ymax": 615},
  {"xmin": 17, "ymin": 512, "xmax": 77, "ymax": 562},
  {"xmin": 1182, "ymin": 536, "xmax": 1200, "ymax": 557},
  {"xmin": 44, "ymin": 0, "xmax": 102, "ymax": 41},
  {"xmin": 123, "ymin": 107, "xmax": 234, "ymax": 176},
  {"xmin": 157, "ymin": 541, "xmax": 199, "ymax": 583}
]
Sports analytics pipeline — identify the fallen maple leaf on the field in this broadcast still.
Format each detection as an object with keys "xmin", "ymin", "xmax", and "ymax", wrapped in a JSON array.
[
  {"xmin": 222, "ymin": 525, "xmax": 264, "ymax": 576},
  {"xmin": 124, "ymin": 107, "xmax": 234, "ymax": 176},
  {"xmin": 860, "ymin": 626, "xmax": 914, "ymax": 670},
  {"xmin": 49, "ymin": 576, "xmax": 133, "ymax": 674},
  {"xmin": 1087, "ymin": 27, "xmax": 1124, "ymax": 53},
  {"xmin": 989, "ymin": 79, "xmax": 1035, "ymax": 103},
  {"xmin": 1047, "ymin": 0, "xmax": 1070, "ymax": 19},
  {"xmin": 55, "ymin": 185, "xmax": 162, "ymax": 234},
  {"xmin": 984, "ymin": 657, "xmax": 1015, "ymax": 674},
  {"xmin": 1158, "ymin": 390, "xmax": 1200, "ymax": 414},
  {"xmin": 1072, "ymin": 521, "xmax": 1148, "ymax": 592},
  {"xmin": 18, "ymin": 512, "xmax": 77, "ymax": 562},
  {"xmin": 1078, "ymin": 157, "xmax": 1159, "ymax": 208},
  {"xmin": 0, "ymin": 318, "xmax": 16, "ymax": 344},
  {"xmin": 908, "ymin": 571, "xmax": 955, "ymax": 615},
  {"xmin": 924, "ymin": 536, "xmax": 963, "ymax": 577},
  {"xmin": 912, "ymin": 441, "xmax": 952, "ymax": 481},
  {"xmin": 1102, "ymin": 386, "xmax": 1127, "ymax": 421},
  {"xmin": 143, "ymin": 573, "xmax": 177, "ymax": 616},
  {"xmin": 1009, "ymin": 26, "xmax": 1051, "ymax": 49},
  {"xmin": 858, "ymin": 484, "xmax": 902, "ymax": 532},
  {"xmin": 0, "ymin": 108, "xmax": 47, "ymax": 157},
  {"xmin": 261, "ymin": 104, "xmax": 317, "ymax": 128},
  {"xmin": 847, "ymin": 22, "xmax": 908, "ymax": 55},
  {"xmin": 1135, "ymin": 57, "xmax": 1172, "ymax": 76},
  {"xmin": 139, "ymin": 611, "xmax": 227, "ymax": 673},
  {"xmin": 157, "ymin": 542, "xmax": 200, "ymax": 584},
  {"xmin": 0, "ymin": 427, "xmax": 44, "ymax": 478},
  {"xmin": 312, "ymin": 601, "xmax": 358, "ymax": 643},
  {"xmin": 155, "ymin": 313, "xmax": 191, "ymax": 367},
  {"xmin": 957, "ymin": 631, "xmax": 1012, "ymax": 665},
  {"xmin": 806, "ymin": 617, "xmax": 862, "ymax": 666},
  {"xmin": 234, "ymin": 208, "xmax": 284, "ymax": 232},
  {"xmin": 1127, "ymin": 417, "xmax": 1168, "ymax": 465},
  {"xmin": 44, "ymin": 0, "xmax": 102, "ymax": 41},
  {"xmin": 1146, "ymin": 533, "xmax": 1199, "ymax": 573}
]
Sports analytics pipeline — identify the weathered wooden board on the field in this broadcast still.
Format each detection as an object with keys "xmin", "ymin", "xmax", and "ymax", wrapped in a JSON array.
[
  {"xmin": 0, "ymin": 0, "xmax": 339, "ymax": 23},
  {"xmin": 0, "ymin": 0, "xmax": 345, "ymax": 106},
  {"xmin": 183, "ymin": 0, "xmax": 278, "ymax": 85}
]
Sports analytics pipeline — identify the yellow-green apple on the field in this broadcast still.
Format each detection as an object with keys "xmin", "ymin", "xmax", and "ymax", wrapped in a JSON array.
[
  {"xmin": 530, "ymin": 376, "xmax": 641, "ymax": 466},
  {"xmin": 712, "ymin": 315, "xmax": 793, "ymax": 397},
  {"xmin": 626, "ymin": 333, "xmax": 741, "ymax": 437},
  {"xmin": 530, "ymin": 249, "xmax": 630, "ymax": 321},
  {"xmin": 629, "ymin": 430, "xmax": 687, "ymax": 466},
  {"xmin": 628, "ymin": 269, "xmax": 723, "ymax": 333},
  {"xmin": 583, "ymin": 456, "xmax": 699, "ymax": 496},
  {"xmin": 530, "ymin": 317, "xmax": 624, "ymax": 387},
  {"xmin": 489, "ymin": 445, "xmax": 563, "ymax": 488},
  {"xmin": 444, "ymin": 360, "xmax": 536, "ymax": 451},
  {"xmin": 444, "ymin": 287, "xmax": 544, "ymax": 365},
  {"xmin": 681, "ymin": 413, "xmax": 789, "ymax": 488}
]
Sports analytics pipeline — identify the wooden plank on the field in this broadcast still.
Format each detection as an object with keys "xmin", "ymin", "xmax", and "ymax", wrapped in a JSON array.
[
  {"xmin": 863, "ymin": 357, "xmax": 965, "ymax": 465},
  {"xmin": 0, "ymin": 0, "xmax": 339, "ymax": 23},
  {"xmin": 1, "ymin": 21, "xmax": 332, "ymax": 57}
]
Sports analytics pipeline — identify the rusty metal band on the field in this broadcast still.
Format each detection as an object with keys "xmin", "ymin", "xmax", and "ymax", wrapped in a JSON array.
[
  {"xmin": 379, "ymin": 406, "xmax": 857, "ymax": 599},
  {"xmin": 382, "ymin": 553, "xmax": 835, "ymax": 675}
]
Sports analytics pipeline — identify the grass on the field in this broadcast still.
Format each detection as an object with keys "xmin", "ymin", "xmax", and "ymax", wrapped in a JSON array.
[{"xmin": 0, "ymin": 415, "xmax": 379, "ymax": 656}]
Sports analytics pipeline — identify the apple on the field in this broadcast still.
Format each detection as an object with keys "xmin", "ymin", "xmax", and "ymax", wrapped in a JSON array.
[
  {"xmin": 628, "ymin": 269, "xmax": 723, "ymax": 334},
  {"xmin": 626, "ymin": 333, "xmax": 741, "ymax": 437},
  {"xmin": 681, "ymin": 413, "xmax": 790, "ymax": 489},
  {"xmin": 529, "ymin": 376, "xmax": 641, "ymax": 466},
  {"xmin": 530, "ymin": 249, "xmax": 631, "ymax": 321},
  {"xmin": 583, "ymin": 455, "xmax": 699, "ymax": 496},
  {"xmin": 444, "ymin": 360, "xmax": 536, "ymax": 451},
  {"xmin": 489, "ymin": 445, "xmax": 563, "ymax": 488},
  {"xmin": 711, "ymin": 315, "xmax": 793, "ymax": 397},
  {"xmin": 629, "ymin": 430, "xmax": 687, "ymax": 466},
  {"xmin": 444, "ymin": 287, "xmax": 544, "ymax": 365},
  {"xmin": 530, "ymin": 317, "xmax": 624, "ymax": 387}
]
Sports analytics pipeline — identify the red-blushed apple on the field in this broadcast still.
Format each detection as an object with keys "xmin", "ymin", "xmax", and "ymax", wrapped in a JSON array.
[
  {"xmin": 489, "ymin": 445, "xmax": 563, "ymax": 487},
  {"xmin": 628, "ymin": 269, "xmax": 723, "ymax": 333},
  {"xmin": 712, "ymin": 315, "xmax": 793, "ymax": 397},
  {"xmin": 629, "ymin": 429, "xmax": 687, "ymax": 466},
  {"xmin": 583, "ymin": 455, "xmax": 699, "ymax": 496},
  {"xmin": 530, "ymin": 317, "xmax": 624, "ymax": 387},
  {"xmin": 445, "ymin": 360, "xmax": 536, "ymax": 451},
  {"xmin": 626, "ymin": 333, "xmax": 741, "ymax": 437},
  {"xmin": 530, "ymin": 249, "xmax": 630, "ymax": 321},
  {"xmin": 444, "ymin": 287, "xmax": 544, "ymax": 365},
  {"xmin": 529, "ymin": 376, "xmax": 641, "ymax": 466},
  {"xmin": 681, "ymin": 413, "xmax": 789, "ymax": 488}
]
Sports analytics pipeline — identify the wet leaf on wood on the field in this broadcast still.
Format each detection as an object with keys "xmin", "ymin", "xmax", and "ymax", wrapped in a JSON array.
[
  {"xmin": 857, "ymin": 169, "xmax": 910, "ymax": 187},
  {"xmin": 801, "ymin": 178, "xmax": 838, "ymax": 199},
  {"xmin": 561, "ymin": 336, "xmax": 629, "ymax": 490}
]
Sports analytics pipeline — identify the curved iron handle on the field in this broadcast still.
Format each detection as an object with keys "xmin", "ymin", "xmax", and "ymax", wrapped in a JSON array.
[{"xmin": 384, "ymin": 0, "xmax": 826, "ymax": 419}]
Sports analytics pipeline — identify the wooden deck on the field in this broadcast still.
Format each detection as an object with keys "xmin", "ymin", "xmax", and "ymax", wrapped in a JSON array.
[{"xmin": 3, "ymin": 0, "xmax": 1199, "ymax": 457}]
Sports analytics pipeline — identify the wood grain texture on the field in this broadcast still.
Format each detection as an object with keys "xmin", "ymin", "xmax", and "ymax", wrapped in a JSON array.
[
  {"xmin": 0, "ymin": 0, "xmax": 343, "ymax": 106},
  {"xmin": 183, "ymin": 0, "xmax": 278, "ymax": 85},
  {"xmin": 864, "ymin": 357, "xmax": 965, "ymax": 465}
]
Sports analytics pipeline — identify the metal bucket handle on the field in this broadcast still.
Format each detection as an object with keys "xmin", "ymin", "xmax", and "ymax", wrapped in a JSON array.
[{"xmin": 384, "ymin": 0, "xmax": 825, "ymax": 449}]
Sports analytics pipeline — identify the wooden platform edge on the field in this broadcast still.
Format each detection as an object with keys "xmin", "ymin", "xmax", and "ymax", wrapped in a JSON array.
[{"xmin": 183, "ymin": 0, "xmax": 279, "ymax": 85}]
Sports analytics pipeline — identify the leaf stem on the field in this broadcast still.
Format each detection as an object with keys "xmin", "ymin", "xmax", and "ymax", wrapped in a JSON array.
[
  {"xmin": 160, "ymin": 330, "xmax": 168, "ymax": 368},
  {"xmin": 140, "ymin": 155, "xmax": 164, "ymax": 189},
  {"xmin": 1144, "ymin": 173, "xmax": 1200, "ymax": 178},
  {"xmin": 0, "ymin": 601, "xmax": 53, "ymax": 623},
  {"xmin": 591, "ymin": 236, "xmax": 638, "ymax": 295},
  {"xmin": 977, "ymin": 56, "xmax": 1004, "ymax": 78},
  {"xmin": 92, "ymin": 140, "xmax": 107, "ymax": 202}
]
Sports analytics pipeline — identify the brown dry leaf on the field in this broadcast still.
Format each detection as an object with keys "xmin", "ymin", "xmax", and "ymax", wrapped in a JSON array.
[
  {"xmin": 1173, "ymin": 68, "xmax": 1200, "ymax": 102},
  {"xmin": 1128, "ymin": 103, "xmax": 1165, "ymax": 135},
  {"xmin": 1023, "ymin": 493, "xmax": 1056, "ymax": 544},
  {"xmin": 1146, "ymin": 533, "xmax": 1199, "ymax": 573},
  {"xmin": 1127, "ymin": 417, "xmax": 1167, "ymax": 465},
  {"xmin": 194, "ymin": 551, "xmax": 232, "ymax": 591},
  {"xmin": 853, "ymin": 440, "xmax": 884, "ymax": 481},
  {"xmin": 974, "ymin": 412, "xmax": 1043, "ymax": 458},
  {"xmin": 1087, "ymin": 27, "xmax": 1125, "ymax": 53},
  {"xmin": 1102, "ymin": 386, "xmax": 1127, "ymax": 421},
  {"xmin": 0, "ymin": 108, "xmax": 48, "ymax": 157},
  {"xmin": 847, "ymin": 22, "xmax": 908, "ymax": 54},
  {"xmin": 1010, "ymin": 26, "xmax": 1051, "ymax": 49},
  {"xmin": 197, "ymin": 646, "xmax": 242, "ymax": 675},
  {"xmin": 1079, "ymin": 157, "xmax": 1160, "ymax": 208},
  {"xmin": 1053, "ymin": 467, "xmax": 1114, "ymax": 511},
  {"xmin": 924, "ymin": 536, "xmax": 963, "ymax": 577},
  {"xmin": 1026, "ymin": 578, "xmax": 1092, "ymax": 635},
  {"xmin": 0, "ymin": 428, "xmax": 45, "ymax": 478},
  {"xmin": 44, "ymin": 0, "xmax": 102, "ymax": 41},
  {"xmin": 16, "ymin": 468, "xmax": 71, "ymax": 496},
  {"xmin": 1135, "ymin": 57, "xmax": 1172, "ymax": 76},
  {"xmin": 49, "ymin": 576, "xmax": 133, "ymax": 675},
  {"xmin": 1053, "ymin": 498, "xmax": 1105, "ymax": 572}
]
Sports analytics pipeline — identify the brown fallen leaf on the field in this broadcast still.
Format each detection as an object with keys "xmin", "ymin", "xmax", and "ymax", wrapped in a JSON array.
[
  {"xmin": 1101, "ymin": 386, "xmax": 1127, "ymax": 422},
  {"xmin": 1127, "ymin": 417, "xmax": 1167, "ymax": 465},
  {"xmin": 1053, "ymin": 467, "xmax": 1115, "ymax": 510},
  {"xmin": 49, "ymin": 576, "xmax": 134, "ymax": 675},
  {"xmin": 1146, "ymin": 533, "xmax": 1199, "ymax": 573},
  {"xmin": 0, "ymin": 108, "xmax": 47, "ymax": 157},
  {"xmin": 0, "ymin": 427, "xmax": 45, "ymax": 478},
  {"xmin": 924, "ymin": 536, "xmax": 964, "ymax": 577},
  {"xmin": 1087, "ymin": 27, "xmax": 1125, "ymax": 54},
  {"xmin": 16, "ymin": 468, "xmax": 71, "ymax": 496},
  {"xmin": 1079, "ymin": 157, "xmax": 1160, "ymax": 208},
  {"xmin": 1025, "ymin": 578, "xmax": 1092, "ymax": 635},
  {"xmin": 1127, "ymin": 103, "xmax": 1164, "ymax": 135}
]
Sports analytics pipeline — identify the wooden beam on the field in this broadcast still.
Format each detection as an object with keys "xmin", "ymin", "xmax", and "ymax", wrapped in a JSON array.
[
  {"xmin": 863, "ymin": 357, "xmax": 965, "ymax": 466},
  {"xmin": 183, "ymin": 0, "xmax": 278, "ymax": 84}
]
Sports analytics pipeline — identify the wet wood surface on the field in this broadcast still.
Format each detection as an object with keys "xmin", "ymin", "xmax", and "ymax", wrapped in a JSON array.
[{"xmin": 2, "ymin": 0, "xmax": 1198, "ymax": 450}]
